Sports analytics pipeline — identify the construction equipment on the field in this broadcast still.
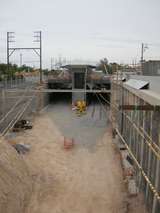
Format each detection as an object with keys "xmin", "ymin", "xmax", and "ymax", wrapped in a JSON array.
[
  {"xmin": 13, "ymin": 119, "xmax": 32, "ymax": 132},
  {"xmin": 76, "ymin": 100, "xmax": 86, "ymax": 115}
]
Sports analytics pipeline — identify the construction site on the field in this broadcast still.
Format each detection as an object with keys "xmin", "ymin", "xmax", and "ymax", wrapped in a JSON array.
[
  {"xmin": 1, "ymin": 1, "xmax": 160, "ymax": 212},
  {"xmin": 1, "ymin": 57, "xmax": 160, "ymax": 213}
]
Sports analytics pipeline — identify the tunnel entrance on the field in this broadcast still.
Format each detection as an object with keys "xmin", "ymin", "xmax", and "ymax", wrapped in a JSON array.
[
  {"xmin": 48, "ymin": 92, "xmax": 110, "ymax": 107},
  {"xmin": 74, "ymin": 73, "xmax": 85, "ymax": 89},
  {"xmin": 48, "ymin": 92, "xmax": 72, "ymax": 104},
  {"xmin": 87, "ymin": 93, "xmax": 110, "ymax": 107},
  {"xmin": 48, "ymin": 91, "xmax": 110, "ymax": 107}
]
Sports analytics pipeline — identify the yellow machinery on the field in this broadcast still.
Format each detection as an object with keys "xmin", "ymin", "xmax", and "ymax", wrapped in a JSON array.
[{"xmin": 76, "ymin": 100, "xmax": 86, "ymax": 115}]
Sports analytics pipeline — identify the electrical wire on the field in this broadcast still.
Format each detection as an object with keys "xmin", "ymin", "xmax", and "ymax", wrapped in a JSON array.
[
  {"xmin": 116, "ymin": 128, "xmax": 160, "ymax": 201},
  {"xmin": 98, "ymin": 91, "xmax": 160, "ymax": 155},
  {"xmin": 95, "ymin": 93, "xmax": 108, "ymax": 114}
]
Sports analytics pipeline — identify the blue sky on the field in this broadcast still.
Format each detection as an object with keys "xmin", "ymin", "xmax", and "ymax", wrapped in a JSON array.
[{"xmin": 1, "ymin": 0, "xmax": 160, "ymax": 68}]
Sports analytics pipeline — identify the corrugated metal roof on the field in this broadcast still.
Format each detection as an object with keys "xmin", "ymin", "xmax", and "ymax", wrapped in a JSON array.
[
  {"xmin": 124, "ymin": 79, "xmax": 149, "ymax": 89},
  {"xmin": 129, "ymin": 75, "xmax": 160, "ymax": 93},
  {"xmin": 123, "ymin": 76, "xmax": 160, "ymax": 105}
]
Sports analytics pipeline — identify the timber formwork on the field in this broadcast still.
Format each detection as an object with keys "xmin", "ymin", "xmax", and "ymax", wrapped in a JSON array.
[{"xmin": 111, "ymin": 79, "xmax": 160, "ymax": 213}]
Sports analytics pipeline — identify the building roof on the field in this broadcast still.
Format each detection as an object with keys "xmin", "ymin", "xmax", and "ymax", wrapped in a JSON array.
[
  {"xmin": 123, "ymin": 75, "xmax": 160, "ymax": 105},
  {"xmin": 145, "ymin": 60, "xmax": 160, "ymax": 63},
  {"xmin": 124, "ymin": 79, "xmax": 149, "ymax": 89},
  {"xmin": 62, "ymin": 64, "xmax": 96, "ymax": 70},
  {"xmin": 129, "ymin": 75, "xmax": 160, "ymax": 93}
]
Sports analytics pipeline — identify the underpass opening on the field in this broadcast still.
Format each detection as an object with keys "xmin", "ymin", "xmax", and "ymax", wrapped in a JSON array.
[
  {"xmin": 48, "ymin": 92, "xmax": 72, "ymax": 104},
  {"xmin": 87, "ymin": 93, "xmax": 110, "ymax": 107},
  {"xmin": 48, "ymin": 92, "xmax": 110, "ymax": 107}
]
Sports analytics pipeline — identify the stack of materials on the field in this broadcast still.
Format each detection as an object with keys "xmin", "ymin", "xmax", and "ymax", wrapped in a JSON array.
[
  {"xmin": 13, "ymin": 120, "xmax": 32, "ymax": 132},
  {"xmin": 8, "ymin": 140, "xmax": 30, "ymax": 154},
  {"xmin": 13, "ymin": 144, "xmax": 30, "ymax": 154},
  {"xmin": 120, "ymin": 149, "xmax": 138, "ymax": 196}
]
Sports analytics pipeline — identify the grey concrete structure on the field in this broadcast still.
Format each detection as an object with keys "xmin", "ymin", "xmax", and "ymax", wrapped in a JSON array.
[
  {"xmin": 47, "ymin": 64, "xmax": 111, "ymax": 104},
  {"xmin": 142, "ymin": 60, "xmax": 160, "ymax": 76},
  {"xmin": 68, "ymin": 65, "xmax": 89, "ymax": 103},
  {"xmin": 111, "ymin": 77, "xmax": 160, "ymax": 213}
]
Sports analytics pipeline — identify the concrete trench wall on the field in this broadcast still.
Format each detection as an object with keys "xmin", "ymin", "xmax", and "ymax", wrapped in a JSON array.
[{"xmin": 111, "ymin": 82, "xmax": 160, "ymax": 213}]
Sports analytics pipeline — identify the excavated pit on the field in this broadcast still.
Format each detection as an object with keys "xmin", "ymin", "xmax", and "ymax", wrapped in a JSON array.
[{"xmin": 0, "ymin": 91, "xmax": 147, "ymax": 213}]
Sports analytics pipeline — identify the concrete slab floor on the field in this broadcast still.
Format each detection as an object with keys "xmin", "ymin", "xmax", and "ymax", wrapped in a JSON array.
[{"xmin": 46, "ymin": 101, "xmax": 109, "ymax": 152}]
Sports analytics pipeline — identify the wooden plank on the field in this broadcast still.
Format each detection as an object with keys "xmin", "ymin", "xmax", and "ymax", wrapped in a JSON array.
[{"xmin": 119, "ymin": 105, "xmax": 160, "ymax": 111}]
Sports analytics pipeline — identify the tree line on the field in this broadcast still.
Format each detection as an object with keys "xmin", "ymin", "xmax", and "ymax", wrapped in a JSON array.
[{"xmin": 0, "ymin": 63, "xmax": 34, "ymax": 80}]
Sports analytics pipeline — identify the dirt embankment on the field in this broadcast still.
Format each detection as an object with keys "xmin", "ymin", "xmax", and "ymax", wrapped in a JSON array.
[
  {"xmin": 0, "ymin": 104, "xmax": 147, "ymax": 213},
  {"xmin": 0, "ymin": 139, "xmax": 32, "ymax": 213}
]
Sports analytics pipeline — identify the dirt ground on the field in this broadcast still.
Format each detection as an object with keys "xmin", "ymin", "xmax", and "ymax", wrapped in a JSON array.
[{"xmin": 14, "ymin": 103, "xmax": 147, "ymax": 213}]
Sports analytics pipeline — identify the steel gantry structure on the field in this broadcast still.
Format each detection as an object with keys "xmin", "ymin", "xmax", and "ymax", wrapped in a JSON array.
[{"xmin": 7, "ymin": 31, "xmax": 42, "ymax": 83}]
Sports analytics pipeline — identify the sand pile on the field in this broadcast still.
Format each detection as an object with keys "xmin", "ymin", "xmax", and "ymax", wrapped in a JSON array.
[{"xmin": 0, "ymin": 139, "xmax": 32, "ymax": 213}]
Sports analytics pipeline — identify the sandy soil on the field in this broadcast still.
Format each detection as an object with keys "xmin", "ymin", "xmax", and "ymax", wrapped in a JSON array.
[
  {"xmin": 13, "ymin": 103, "xmax": 147, "ymax": 213},
  {"xmin": 0, "ymin": 139, "xmax": 32, "ymax": 213}
]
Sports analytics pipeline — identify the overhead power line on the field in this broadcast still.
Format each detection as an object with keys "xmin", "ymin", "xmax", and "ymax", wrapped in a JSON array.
[{"xmin": 7, "ymin": 31, "xmax": 43, "ymax": 83}]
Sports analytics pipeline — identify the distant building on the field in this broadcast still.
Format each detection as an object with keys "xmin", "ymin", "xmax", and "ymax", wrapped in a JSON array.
[{"xmin": 142, "ymin": 60, "xmax": 160, "ymax": 76}]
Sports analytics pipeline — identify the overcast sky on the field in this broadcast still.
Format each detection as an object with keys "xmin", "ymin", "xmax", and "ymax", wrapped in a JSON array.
[{"xmin": 1, "ymin": 0, "xmax": 160, "ymax": 68}]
